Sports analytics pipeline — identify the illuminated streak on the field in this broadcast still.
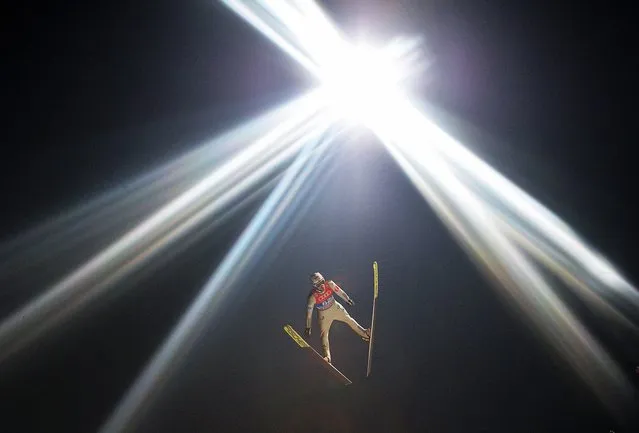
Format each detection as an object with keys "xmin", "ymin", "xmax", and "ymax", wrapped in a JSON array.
[
  {"xmin": 372, "ymin": 96, "xmax": 638, "ymax": 304},
  {"xmin": 98, "ymin": 122, "xmax": 339, "ymax": 433},
  {"xmin": 89, "ymin": 172, "xmax": 283, "ymax": 304},
  {"xmin": 220, "ymin": 0, "xmax": 323, "ymax": 77},
  {"xmin": 416, "ymin": 112, "xmax": 636, "ymax": 297},
  {"xmin": 0, "ymin": 91, "xmax": 319, "ymax": 279},
  {"xmin": 383, "ymin": 137, "xmax": 634, "ymax": 412},
  {"xmin": 501, "ymin": 222, "xmax": 639, "ymax": 331},
  {"xmin": 390, "ymin": 104, "xmax": 639, "ymax": 318},
  {"xmin": 0, "ymin": 92, "xmax": 328, "ymax": 364}
]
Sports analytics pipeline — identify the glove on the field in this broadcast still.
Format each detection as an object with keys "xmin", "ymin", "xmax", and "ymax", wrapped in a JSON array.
[
  {"xmin": 304, "ymin": 327, "xmax": 311, "ymax": 337},
  {"xmin": 346, "ymin": 298, "xmax": 355, "ymax": 307}
]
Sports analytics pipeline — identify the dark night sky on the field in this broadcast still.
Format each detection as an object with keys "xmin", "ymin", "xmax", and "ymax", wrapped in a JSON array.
[{"xmin": 2, "ymin": 1, "xmax": 639, "ymax": 432}]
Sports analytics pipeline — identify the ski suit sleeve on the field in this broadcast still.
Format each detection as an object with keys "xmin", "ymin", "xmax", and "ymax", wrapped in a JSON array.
[
  {"xmin": 329, "ymin": 281, "xmax": 353, "ymax": 304},
  {"xmin": 306, "ymin": 292, "xmax": 315, "ymax": 329}
]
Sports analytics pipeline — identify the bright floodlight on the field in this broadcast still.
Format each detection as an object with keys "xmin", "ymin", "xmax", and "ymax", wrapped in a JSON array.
[{"xmin": 319, "ymin": 40, "xmax": 418, "ymax": 128}]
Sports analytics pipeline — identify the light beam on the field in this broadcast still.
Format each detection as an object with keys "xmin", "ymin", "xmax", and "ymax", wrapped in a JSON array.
[
  {"xmin": 0, "ymin": 91, "xmax": 328, "ymax": 365},
  {"xmin": 98, "ymin": 121, "xmax": 342, "ymax": 433}
]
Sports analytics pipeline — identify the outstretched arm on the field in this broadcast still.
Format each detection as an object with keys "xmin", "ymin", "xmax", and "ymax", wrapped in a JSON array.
[{"xmin": 329, "ymin": 281, "xmax": 354, "ymax": 306}]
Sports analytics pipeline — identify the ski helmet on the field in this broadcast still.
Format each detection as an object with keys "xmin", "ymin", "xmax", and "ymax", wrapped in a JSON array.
[{"xmin": 310, "ymin": 272, "xmax": 325, "ymax": 288}]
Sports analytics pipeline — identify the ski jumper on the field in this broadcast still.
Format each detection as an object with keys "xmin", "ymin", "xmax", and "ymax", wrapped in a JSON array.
[{"xmin": 306, "ymin": 280, "xmax": 368, "ymax": 362}]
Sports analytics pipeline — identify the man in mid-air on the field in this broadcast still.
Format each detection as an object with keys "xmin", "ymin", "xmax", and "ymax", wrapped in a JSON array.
[{"xmin": 305, "ymin": 272, "xmax": 370, "ymax": 364}]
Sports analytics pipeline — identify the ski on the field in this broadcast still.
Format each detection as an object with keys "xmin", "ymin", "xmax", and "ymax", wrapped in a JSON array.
[
  {"xmin": 283, "ymin": 324, "xmax": 352, "ymax": 386},
  {"xmin": 366, "ymin": 261, "xmax": 379, "ymax": 377}
]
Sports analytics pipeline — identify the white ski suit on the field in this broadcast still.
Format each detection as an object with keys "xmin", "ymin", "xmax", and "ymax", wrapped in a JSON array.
[{"xmin": 306, "ymin": 280, "xmax": 369, "ymax": 363}]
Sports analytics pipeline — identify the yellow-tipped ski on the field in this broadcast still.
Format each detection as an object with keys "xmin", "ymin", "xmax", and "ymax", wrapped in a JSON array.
[
  {"xmin": 284, "ymin": 324, "xmax": 309, "ymax": 348},
  {"xmin": 373, "ymin": 261, "xmax": 379, "ymax": 299},
  {"xmin": 283, "ymin": 323, "xmax": 352, "ymax": 385}
]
